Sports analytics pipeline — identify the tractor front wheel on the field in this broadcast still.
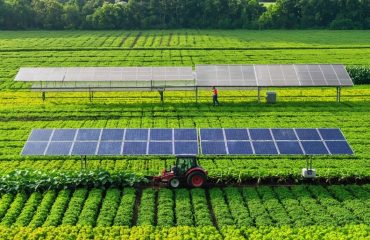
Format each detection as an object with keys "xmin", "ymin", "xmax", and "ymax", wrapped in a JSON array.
[
  {"xmin": 169, "ymin": 177, "xmax": 180, "ymax": 188},
  {"xmin": 187, "ymin": 172, "xmax": 206, "ymax": 188}
]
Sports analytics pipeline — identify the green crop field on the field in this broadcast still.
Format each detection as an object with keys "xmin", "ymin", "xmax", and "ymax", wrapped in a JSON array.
[{"xmin": 0, "ymin": 30, "xmax": 369, "ymax": 239}]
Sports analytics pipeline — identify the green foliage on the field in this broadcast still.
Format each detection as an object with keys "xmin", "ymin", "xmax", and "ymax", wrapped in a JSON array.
[
  {"xmin": 0, "ymin": 192, "xmax": 27, "ymax": 227},
  {"xmin": 157, "ymin": 189, "xmax": 174, "ymax": 227},
  {"xmin": 0, "ymin": 224, "xmax": 368, "ymax": 239},
  {"xmin": 137, "ymin": 189, "xmax": 155, "ymax": 226},
  {"xmin": 0, "ymin": 169, "xmax": 147, "ymax": 193},
  {"xmin": 0, "ymin": 193, "xmax": 14, "ymax": 220},
  {"xmin": 43, "ymin": 189, "xmax": 71, "ymax": 227},
  {"xmin": 28, "ymin": 190, "xmax": 57, "ymax": 228},
  {"xmin": 1, "ymin": 0, "xmax": 370, "ymax": 30},
  {"xmin": 77, "ymin": 189, "xmax": 103, "ymax": 226},
  {"xmin": 96, "ymin": 188, "xmax": 121, "ymax": 227},
  {"xmin": 224, "ymin": 187, "xmax": 253, "ymax": 227},
  {"xmin": 113, "ymin": 188, "xmax": 136, "ymax": 226},
  {"xmin": 347, "ymin": 66, "xmax": 370, "ymax": 85},
  {"xmin": 191, "ymin": 188, "xmax": 213, "ymax": 226},
  {"xmin": 209, "ymin": 188, "xmax": 234, "ymax": 226},
  {"xmin": 61, "ymin": 189, "xmax": 88, "ymax": 225},
  {"xmin": 175, "ymin": 189, "xmax": 194, "ymax": 226},
  {"xmin": 242, "ymin": 187, "xmax": 273, "ymax": 226},
  {"xmin": 13, "ymin": 192, "xmax": 42, "ymax": 227}
]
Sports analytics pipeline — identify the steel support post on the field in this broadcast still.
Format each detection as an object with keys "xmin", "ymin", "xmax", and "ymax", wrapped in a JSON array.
[
  {"xmin": 336, "ymin": 87, "xmax": 341, "ymax": 102},
  {"xmin": 195, "ymin": 87, "xmax": 198, "ymax": 103}
]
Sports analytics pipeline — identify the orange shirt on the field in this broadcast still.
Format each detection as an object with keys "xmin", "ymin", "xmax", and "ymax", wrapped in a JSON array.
[{"xmin": 213, "ymin": 89, "xmax": 218, "ymax": 95}]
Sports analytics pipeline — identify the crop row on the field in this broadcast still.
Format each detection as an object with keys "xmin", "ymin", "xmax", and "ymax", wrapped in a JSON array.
[
  {"xmin": 1, "ymin": 30, "xmax": 370, "ymax": 50},
  {"xmin": 0, "ymin": 185, "xmax": 369, "ymax": 228},
  {"xmin": 0, "ymin": 223, "xmax": 368, "ymax": 240}
]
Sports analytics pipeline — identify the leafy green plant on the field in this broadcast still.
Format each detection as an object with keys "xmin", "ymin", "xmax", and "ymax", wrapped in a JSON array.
[
  {"xmin": 157, "ymin": 189, "xmax": 174, "ymax": 227},
  {"xmin": 43, "ymin": 189, "xmax": 71, "ymax": 227},
  {"xmin": 113, "ymin": 188, "xmax": 136, "ymax": 226},
  {"xmin": 224, "ymin": 187, "xmax": 253, "ymax": 227},
  {"xmin": 191, "ymin": 188, "xmax": 212, "ymax": 226},
  {"xmin": 0, "ymin": 169, "xmax": 147, "ymax": 193},
  {"xmin": 137, "ymin": 189, "xmax": 155, "ymax": 226},
  {"xmin": 175, "ymin": 189, "xmax": 193, "ymax": 226},
  {"xmin": 62, "ymin": 189, "xmax": 88, "ymax": 225},
  {"xmin": 13, "ymin": 192, "xmax": 42, "ymax": 227},
  {"xmin": 96, "ymin": 188, "xmax": 121, "ymax": 227},
  {"xmin": 28, "ymin": 190, "xmax": 57, "ymax": 228},
  {"xmin": 77, "ymin": 189, "xmax": 103, "ymax": 226},
  {"xmin": 347, "ymin": 66, "xmax": 370, "ymax": 85},
  {"xmin": 0, "ymin": 193, "xmax": 14, "ymax": 220},
  {"xmin": 0, "ymin": 192, "xmax": 27, "ymax": 227}
]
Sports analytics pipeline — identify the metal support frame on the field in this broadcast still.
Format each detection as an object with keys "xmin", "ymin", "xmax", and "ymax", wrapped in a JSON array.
[
  {"xmin": 195, "ymin": 87, "xmax": 198, "ymax": 103},
  {"xmin": 80, "ymin": 155, "xmax": 87, "ymax": 169},
  {"xmin": 158, "ymin": 88, "xmax": 164, "ymax": 103},
  {"xmin": 336, "ymin": 86, "xmax": 341, "ymax": 102},
  {"xmin": 306, "ymin": 156, "xmax": 313, "ymax": 173},
  {"xmin": 89, "ymin": 89, "xmax": 94, "ymax": 102},
  {"xmin": 257, "ymin": 87, "xmax": 261, "ymax": 103}
]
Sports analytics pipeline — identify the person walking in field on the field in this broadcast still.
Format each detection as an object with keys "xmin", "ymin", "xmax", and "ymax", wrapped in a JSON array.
[{"xmin": 212, "ymin": 86, "xmax": 219, "ymax": 106}]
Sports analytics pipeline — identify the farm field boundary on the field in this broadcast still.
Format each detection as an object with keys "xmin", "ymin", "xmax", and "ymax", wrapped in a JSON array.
[
  {"xmin": 0, "ymin": 224, "xmax": 369, "ymax": 239},
  {"xmin": 0, "ymin": 185, "xmax": 369, "ymax": 229}
]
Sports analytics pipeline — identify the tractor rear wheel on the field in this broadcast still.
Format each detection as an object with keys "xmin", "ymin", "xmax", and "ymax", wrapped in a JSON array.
[
  {"xmin": 169, "ymin": 177, "xmax": 180, "ymax": 188},
  {"xmin": 187, "ymin": 172, "xmax": 206, "ymax": 188}
]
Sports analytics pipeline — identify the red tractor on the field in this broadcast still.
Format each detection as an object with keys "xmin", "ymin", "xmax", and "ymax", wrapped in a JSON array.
[{"xmin": 153, "ymin": 155, "xmax": 207, "ymax": 188}]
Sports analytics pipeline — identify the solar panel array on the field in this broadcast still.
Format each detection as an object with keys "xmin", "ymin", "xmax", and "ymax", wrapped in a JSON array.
[
  {"xmin": 199, "ymin": 128, "xmax": 353, "ymax": 155},
  {"xmin": 15, "ymin": 67, "xmax": 194, "ymax": 82},
  {"xmin": 22, "ymin": 129, "xmax": 199, "ymax": 156},
  {"xmin": 22, "ymin": 128, "xmax": 353, "ymax": 156},
  {"xmin": 196, "ymin": 64, "xmax": 353, "ymax": 87}
]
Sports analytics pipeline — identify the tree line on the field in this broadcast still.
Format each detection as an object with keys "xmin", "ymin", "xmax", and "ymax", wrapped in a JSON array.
[{"xmin": 0, "ymin": 0, "xmax": 369, "ymax": 30}]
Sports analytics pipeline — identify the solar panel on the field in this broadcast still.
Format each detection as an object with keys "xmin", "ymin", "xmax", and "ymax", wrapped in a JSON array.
[
  {"xmin": 195, "ymin": 64, "xmax": 353, "ymax": 87},
  {"xmin": 252, "ymin": 141, "xmax": 278, "ymax": 155},
  {"xmin": 21, "ymin": 128, "xmax": 353, "ymax": 156},
  {"xmin": 15, "ymin": 67, "xmax": 194, "ymax": 82},
  {"xmin": 52, "ymin": 129, "xmax": 76, "ymax": 141},
  {"xmin": 271, "ymin": 129, "xmax": 297, "ymax": 140},
  {"xmin": 301, "ymin": 141, "xmax": 329, "ymax": 155},
  {"xmin": 101, "ymin": 129, "xmax": 124, "ymax": 141},
  {"xmin": 249, "ymin": 129, "xmax": 272, "ymax": 140},
  {"xmin": 325, "ymin": 141, "xmax": 353, "ymax": 154},
  {"xmin": 295, "ymin": 129, "xmax": 321, "ymax": 140},
  {"xmin": 76, "ymin": 129, "xmax": 101, "ymax": 141},
  {"xmin": 276, "ymin": 141, "xmax": 303, "ymax": 155},
  {"xmin": 148, "ymin": 142, "xmax": 173, "ymax": 155},
  {"xmin": 98, "ymin": 142, "xmax": 122, "ymax": 155},
  {"xmin": 150, "ymin": 129, "xmax": 173, "ymax": 141},
  {"xmin": 174, "ymin": 129, "xmax": 197, "ymax": 141},
  {"xmin": 122, "ymin": 142, "xmax": 147, "ymax": 155},
  {"xmin": 224, "ymin": 129, "xmax": 249, "ymax": 141},
  {"xmin": 28, "ymin": 129, "xmax": 53, "ymax": 141},
  {"xmin": 71, "ymin": 142, "xmax": 98, "ymax": 155},
  {"xmin": 174, "ymin": 142, "xmax": 198, "ymax": 155},
  {"xmin": 125, "ymin": 129, "xmax": 148, "ymax": 141},
  {"xmin": 227, "ymin": 141, "xmax": 253, "ymax": 154},
  {"xmin": 201, "ymin": 141, "xmax": 227, "ymax": 155},
  {"xmin": 22, "ymin": 142, "xmax": 48, "ymax": 155},
  {"xmin": 200, "ymin": 129, "xmax": 224, "ymax": 141},
  {"xmin": 46, "ymin": 142, "xmax": 72, "ymax": 155},
  {"xmin": 318, "ymin": 128, "xmax": 345, "ymax": 140}
]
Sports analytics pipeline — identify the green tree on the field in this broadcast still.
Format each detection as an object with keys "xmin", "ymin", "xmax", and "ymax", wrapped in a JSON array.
[{"xmin": 32, "ymin": 0, "xmax": 64, "ymax": 29}]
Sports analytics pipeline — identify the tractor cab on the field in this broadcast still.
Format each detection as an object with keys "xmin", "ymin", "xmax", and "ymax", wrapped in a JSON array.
[{"xmin": 154, "ymin": 155, "xmax": 207, "ymax": 188}]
